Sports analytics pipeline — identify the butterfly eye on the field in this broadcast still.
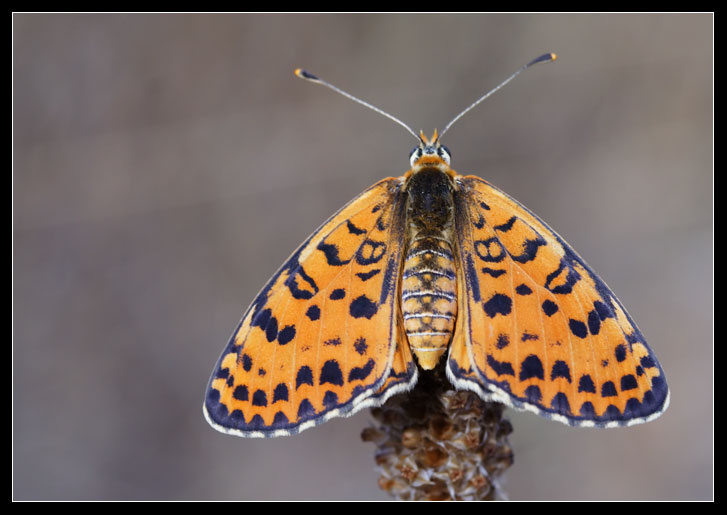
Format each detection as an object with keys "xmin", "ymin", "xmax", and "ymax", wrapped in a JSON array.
[
  {"xmin": 438, "ymin": 145, "xmax": 451, "ymax": 164},
  {"xmin": 409, "ymin": 147, "xmax": 423, "ymax": 167}
]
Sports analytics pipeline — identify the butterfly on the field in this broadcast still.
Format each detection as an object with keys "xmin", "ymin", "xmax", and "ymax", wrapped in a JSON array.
[{"xmin": 204, "ymin": 54, "xmax": 669, "ymax": 437}]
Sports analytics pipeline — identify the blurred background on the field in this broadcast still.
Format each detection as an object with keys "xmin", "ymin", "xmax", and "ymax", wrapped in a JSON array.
[{"xmin": 13, "ymin": 14, "xmax": 712, "ymax": 500}]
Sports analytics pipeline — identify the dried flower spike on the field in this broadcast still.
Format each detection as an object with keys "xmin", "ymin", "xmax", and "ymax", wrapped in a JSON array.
[{"xmin": 362, "ymin": 366, "xmax": 514, "ymax": 501}]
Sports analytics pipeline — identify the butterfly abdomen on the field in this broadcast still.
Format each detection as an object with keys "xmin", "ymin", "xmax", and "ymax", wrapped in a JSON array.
[{"xmin": 402, "ymin": 168, "xmax": 458, "ymax": 370}]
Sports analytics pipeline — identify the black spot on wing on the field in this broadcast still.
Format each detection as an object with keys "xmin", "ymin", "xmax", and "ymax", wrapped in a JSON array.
[
  {"xmin": 297, "ymin": 399, "xmax": 315, "ymax": 419},
  {"xmin": 510, "ymin": 234, "xmax": 546, "ymax": 264},
  {"xmin": 346, "ymin": 219, "xmax": 366, "ymax": 235},
  {"xmin": 487, "ymin": 355, "xmax": 515, "ymax": 376},
  {"xmin": 285, "ymin": 265, "xmax": 319, "ymax": 300},
  {"xmin": 521, "ymin": 332, "xmax": 539, "ymax": 342},
  {"xmin": 252, "ymin": 308, "xmax": 272, "ymax": 331},
  {"xmin": 593, "ymin": 300, "xmax": 613, "ymax": 320},
  {"xmin": 615, "ymin": 344, "xmax": 627, "ymax": 362},
  {"xmin": 241, "ymin": 354, "xmax": 253, "ymax": 372},
  {"xmin": 272, "ymin": 411, "xmax": 289, "ymax": 427},
  {"xmin": 578, "ymin": 374, "xmax": 596, "ymax": 393},
  {"xmin": 248, "ymin": 414, "xmax": 265, "ymax": 430},
  {"xmin": 587, "ymin": 309, "xmax": 601, "ymax": 335},
  {"xmin": 569, "ymin": 319, "xmax": 588, "ymax": 339},
  {"xmin": 273, "ymin": 383, "xmax": 288, "ymax": 403},
  {"xmin": 520, "ymin": 355, "xmax": 544, "ymax": 381},
  {"xmin": 376, "ymin": 217, "xmax": 387, "ymax": 232},
  {"xmin": 481, "ymin": 267, "xmax": 506, "ymax": 278},
  {"xmin": 356, "ymin": 269, "xmax": 381, "ymax": 281},
  {"xmin": 640, "ymin": 355, "xmax": 656, "ymax": 369},
  {"xmin": 317, "ymin": 241, "xmax": 351, "ymax": 266},
  {"xmin": 620, "ymin": 374, "xmax": 638, "ymax": 391},
  {"xmin": 524, "ymin": 385, "xmax": 542, "ymax": 403},
  {"xmin": 473, "ymin": 213, "xmax": 485, "ymax": 229},
  {"xmin": 305, "ymin": 305, "xmax": 320, "ymax": 321},
  {"xmin": 494, "ymin": 216, "xmax": 517, "ymax": 232},
  {"xmin": 483, "ymin": 293, "xmax": 512, "ymax": 318},
  {"xmin": 320, "ymin": 360, "xmax": 344, "ymax": 386},
  {"xmin": 329, "ymin": 288, "xmax": 346, "ymax": 300},
  {"xmin": 322, "ymin": 391, "xmax": 339, "ymax": 408},
  {"xmin": 550, "ymin": 392, "xmax": 571, "ymax": 415},
  {"xmin": 601, "ymin": 381, "xmax": 617, "ymax": 397},
  {"xmin": 579, "ymin": 402, "xmax": 595, "ymax": 418},
  {"xmin": 296, "ymin": 366, "xmax": 314, "ymax": 389},
  {"xmin": 516, "ymin": 284, "xmax": 533, "ymax": 295},
  {"xmin": 605, "ymin": 405, "xmax": 622, "ymax": 419},
  {"xmin": 542, "ymin": 300, "xmax": 559, "ymax": 317},
  {"xmin": 496, "ymin": 334, "xmax": 510, "ymax": 349},
  {"xmin": 233, "ymin": 385, "xmax": 248, "ymax": 401},
  {"xmin": 353, "ymin": 337, "xmax": 368, "ymax": 355},
  {"xmin": 551, "ymin": 360, "xmax": 572, "ymax": 382},
  {"xmin": 350, "ymin": 295, "xmax": 378, "ymax": 319},
  {"xmin": 545, "ymin": 258, "xmax": 582, "ymax": 295},
  {"xmin": 622, "ymin": 398, "xmax": 643, "ymax": 419},
  {"xmin": 252, "ymin": 389, "xmax": 267, "ymax": 407},
  {"xmin": 265, "ymin": 316, "xmax": 278, "ymax": 342},
  {"xmin": 348, "ymin": 358, "xmax": 376, "ymax": 382},
  {"xmin": 278, "ymin": 325, "xmax": 296, "ymax": 345}
]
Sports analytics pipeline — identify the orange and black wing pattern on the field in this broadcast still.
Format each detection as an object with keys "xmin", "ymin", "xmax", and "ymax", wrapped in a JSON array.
[
  {"xmin": 447, "ymin": 175, "xmax": 669, "ymax": 427},
  {"xmin": 204, "ymin": 178, "xmax": 416, "ymax": 437}
]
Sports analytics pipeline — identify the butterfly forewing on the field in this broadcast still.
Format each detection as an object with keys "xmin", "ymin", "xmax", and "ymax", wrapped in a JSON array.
[
  {"xmin": 204, "ymin": 178, "xmax": 415, "ymax": 437},
  {"xmin": 448, "ymin": 175, "xmax": 669, "ymax": 427}
]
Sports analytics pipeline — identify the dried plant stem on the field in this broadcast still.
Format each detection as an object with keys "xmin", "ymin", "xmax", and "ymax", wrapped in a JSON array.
[{"xmin": 362, "ymin": 366, "xmax": 514, "ymax": 501}]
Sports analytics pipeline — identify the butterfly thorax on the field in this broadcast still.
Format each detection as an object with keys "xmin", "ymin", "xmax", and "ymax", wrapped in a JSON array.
[{"xmin": 402, "ymin": 167, "xmax": 458, "ymax": 370}]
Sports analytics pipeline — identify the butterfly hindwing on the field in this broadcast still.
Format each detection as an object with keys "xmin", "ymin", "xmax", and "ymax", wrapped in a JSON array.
[
  {"xmin": 204, "ymin": 178, "xmax": 416, "ymax": 437},
  {"xmin": 448, "ymin": 175, "xmax": 669, "ymax": 427}
]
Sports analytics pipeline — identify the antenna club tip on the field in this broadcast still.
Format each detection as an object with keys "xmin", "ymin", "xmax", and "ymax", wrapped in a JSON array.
[
  {"xmin": 527, "ymin": 53, "xmax": 558, "ymax": 68},
  {"xmin": 295, "ymin": 68, "xmax": 318, "ymax": 81}
]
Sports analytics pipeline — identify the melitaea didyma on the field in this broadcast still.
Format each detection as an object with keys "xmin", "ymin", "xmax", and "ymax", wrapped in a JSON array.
[{"xmin": 204, "ymin": 54, "xmax": 669, "ymax": 437}]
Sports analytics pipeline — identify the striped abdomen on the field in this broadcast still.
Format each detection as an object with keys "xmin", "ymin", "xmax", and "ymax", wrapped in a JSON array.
[
  {"xmin": 402, "ymin": 238, "xmax": 457, "ymax": 369},
  {"xmin": 401, "ymin": 167, "xmax": 458, "ymax": 369}
]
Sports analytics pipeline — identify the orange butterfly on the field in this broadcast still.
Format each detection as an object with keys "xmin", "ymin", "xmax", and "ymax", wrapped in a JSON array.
[{"xmin": 204, "ymin": 54, "xmax": 669, "ymax": 437}]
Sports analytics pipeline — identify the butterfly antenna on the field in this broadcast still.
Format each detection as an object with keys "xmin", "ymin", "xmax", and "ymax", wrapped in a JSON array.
[
  {"xmin": 295, "ymin": 68, "xmax": 421, "ymax": 142},
  {"xmin": 439, "ymin": 53, "xmax": 557, "ymax": 139}
]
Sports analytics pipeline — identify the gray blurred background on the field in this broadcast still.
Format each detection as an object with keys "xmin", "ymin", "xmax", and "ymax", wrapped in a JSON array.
[{"xmin": 13, "ymin": 14, "xmax": 712, "ymax": 500}]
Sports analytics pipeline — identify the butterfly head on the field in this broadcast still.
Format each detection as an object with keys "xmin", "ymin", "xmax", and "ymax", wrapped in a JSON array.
[{"xmin": 409, "ymin": 129, "xmax": 452, "ymax": 170}]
